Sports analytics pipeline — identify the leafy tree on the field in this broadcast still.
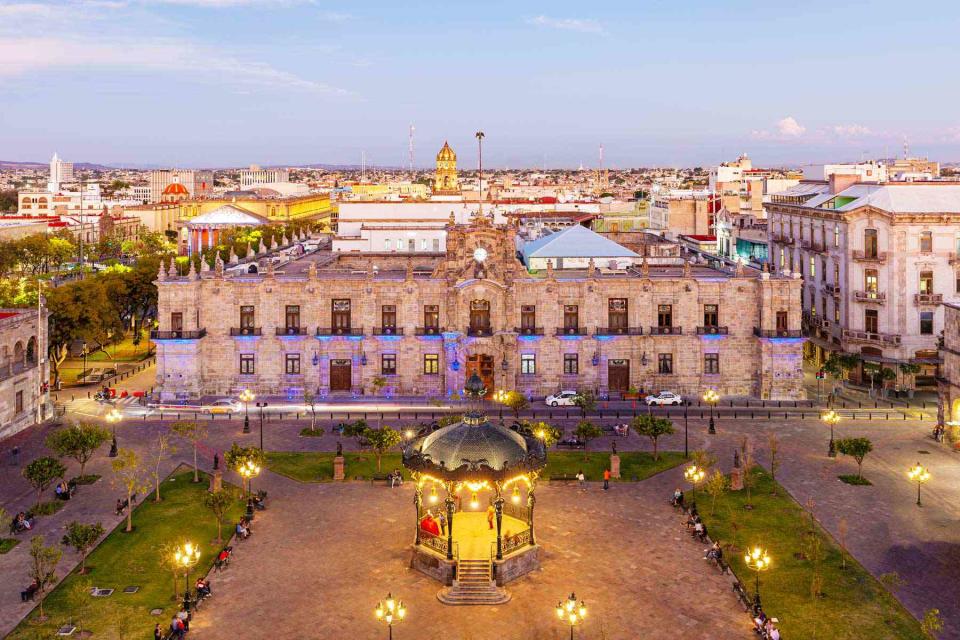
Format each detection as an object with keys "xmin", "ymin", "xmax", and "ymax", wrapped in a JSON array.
[
  {"xmin": 110, "ymin": 448, "xmax": 148, "ymax": 532},
  {"xmin": 203, "ymin": 490, "xmax": 234, "ymax": 545},
  {"xmin": 503, "ymin": 391, "xmax": 530, "ymax": 419},
  {"xmin": 45, "ymin": 423, "xmax": 109, "ymax": 479},
  {"xmin": 27, "ymin": 535, "xmax": 62, "ymax": 620},
  {"xmin": 526, "ymin": 421, "xmax": 560, "ymax": 448},
  {"xmin": 630, "ymin": 414, "xmax": 674, "ymax": 460},
  {"xmin": 224, "ymin": 443, "xmax": 265, "ymax": 494},
  {"xmin": 835, "ymin": 437, "xmax": 873, "ymax": 480},
  {"xmin": 574, "ymin": 420, "xmax": 602, "ymax": 461},
  {"xmin": 572, "ymin": 390, "xmax": 597, "ymax": 419},
  {"xmin": 23, "ymin": 457, "xmax": 66, "ymax": 507},
  {"xmin": 65, "ymin": 578, "xmax": 95, "ymax": 638},
  {"xmin": 171, "ymin": 421, "xmax": 208, "ymax": 483},
  {"xmin": 704, "ymin": 470, "xmax": 729, "ymax": 515},
  {"xmin": 61, "ymin": 521, "xmax": 104, "ymax": 574},
  {"xmin": 342, "ymin": 419, "xmax": 369, "ymax": 444},
  {"xmin": 823, "ymin": 352, "xmax": 860, "ymax": 393},
  {"xmin": 363, "ymin": 426, "xmax": 403, "ymax": 472},
  {"xmin": 370, "ymin": 374, "xmax": 387, "ymax": 396},
  {"xmin": 151, "ymin": 431, "xmax": 175, "ymax": 502},
  {"xmin": 45, "ymin": 279, "xmax": 123, "ymax": 385},
  {"xmin": 921, "ymin": 608, "xmax": 944, "ymax": 638}
]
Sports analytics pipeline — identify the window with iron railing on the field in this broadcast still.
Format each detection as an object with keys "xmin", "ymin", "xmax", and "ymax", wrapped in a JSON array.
[
  {"xmin": 703, "ymin": 304, "xmax": 718, "ymax": 328},
  {"xmin": 240, "ymin": 306, "xmax": 255, "ymax": 329},
  {"xmin": 657, "ymin": 304, "xmax": 672, "ymax": 328}
]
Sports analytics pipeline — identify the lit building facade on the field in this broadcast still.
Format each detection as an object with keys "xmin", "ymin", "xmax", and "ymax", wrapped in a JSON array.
[{"xmin": 0, "ymin": 307, "xmax": 49, "ymax": 439}]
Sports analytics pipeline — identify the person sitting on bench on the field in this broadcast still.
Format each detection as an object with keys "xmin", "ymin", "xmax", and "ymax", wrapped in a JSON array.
[
  {"xmin": 236, "ymin": 521, "xmax": 250, "ymax": 539},
  {"xmin": 389, "ymin": 469, "xmax": 403, "ymax": 487},
  {"xmin": 195, "ymin": 578, "xmax": 211, "ymax": 599},
  {"xmin": 20, "ymin": 580, "xmax": 38, "ymax": 602}
]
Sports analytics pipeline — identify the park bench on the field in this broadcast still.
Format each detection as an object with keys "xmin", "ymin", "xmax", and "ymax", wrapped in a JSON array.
[
  {"xmin": 732, "ymin": 579, "xmax": 753, "ymax": 611},
  {"xmin": 555, "ymin": 440, "xmax": 585, "ymax": 450},
  {"xmin": 549, "ymin": 474, "xmax": 577, "ymax": 484}
]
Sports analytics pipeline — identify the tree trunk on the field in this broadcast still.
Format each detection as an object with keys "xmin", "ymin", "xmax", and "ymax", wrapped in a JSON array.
[
  {"xmin": 125, "ymin": 490, "xmax": 133, "ymax": 532},
  {"xmin": 376, "ymin": 454, "xmax": 382, "ymax": 472},
  {"xmin": 652, "ymin": 439, "xmax": 659, "ymax": 460},
  {"xmin": 193, "ymin": 445, "xmax": 199, "ymax": 483},
  {"xmin": 37, "ymin": 487, "xmax": 43, "ymax": 508},
  {"xmin": 216, "ymin": 519, "xmax": 222, "ymax": 545},
  {"xmin": 79, "ymin": 459, "xmax": 86, "ymax": 478}
]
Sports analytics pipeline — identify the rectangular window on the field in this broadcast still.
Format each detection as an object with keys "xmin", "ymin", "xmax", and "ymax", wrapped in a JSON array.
[
  {"xmin": 520, "ymin": 305, "xmax": 536, "ymax": 330},
  {"xmin": 608, "ymin": 298, "xmax": 628, "ymax": 329},
  {"xmin": 396, "ymin": 239, "xmax": 403, "ymax": 250},
  {"xmin": 423, "ymin": 354, "xmax": 439, "ymax": 375},
  {"xmin": 384, "ymin": 238, "xmax": 392, "ymax": 251},
  {"xmin": 834, "ymin": 224, "xmax": 840, "ymax": 248},
  {"xmin": 704, "ymin": 353, "xmax": 720, "ymax": 375},
  {"xmin": 563, "ymin": 353, "xmax": 578, "ymax": 375},
  {"xmin": 15, "ymin": 390, "xmax": 23, "ymax": 414},
  {"xmin": 381, "ymin": 305, "xmax": 397, "ymax": 329},
  {"xmin": 563, "ymin": 305, "xmax": 579, "ymax": 330},
  {"xmin": 920, "ymin": 231, "xmax": 933, "ymax": 253},
  {"xmin": 171, "ymin": 312, "xmax": 183, "ymax": 331},
  {"xmin": 776, "ymin": 311, "xmax": 788, "ymax": 333},
  {"xmin": 285, "ymin": 305, "xmax": 300, "ymax": 330},
  {"xmin": 658, "ymin": 304, "xmax": 673, "ymax": 328},
  {"xmin": 833, "ymin": 263, "xmax": 840, "ymax": 286},
  {"xmin": 865, "ymin": 269, "xmax": 878, "ymax": 293},
  {"xmin": 865, "ymin": 309, "xmax": 878, "ymax": 334},
  {"xmin": 864, "ymin": 229, "xmax": 878, "ymax": 258},
  {"xmin": 332, "ymin": 299, "xmax": 351, "ymax": 330},
  {"xmin": 834, "ymin": 300, "xmax": 840, "ymax": 323},
  {"xmin": 820, "ymin": 258, "xmax": 826, "ymax": 281},
  {"xmin": 240, "ymin": 353, "xmax": 255, "ymax": 375},
  {"xmin": 520, "ymin": 354, "xmax": 536, "ymax": 375},
  {"xmin": 703, "ymin": 304, "xmax": 718, "ymax": 327},
  {"xmin": 821, "ymin": 296, "xmax": 827, "ymax": 318},
  {"xmin": 809, "ymin": 257, "xmax": 816, "ymax": 278},
  {"xmin": 920, "ymin": 311, "xmax": 934, "ymax": 335},
  {"xmin": 285, "ymin": 353, "xmax": 301, "ymax": 375},
  {"xmin": 240, "ymin": 305, "xmax": 255, "ymax": 329},
  {"xmin": 381, "ymin": 353, "xmax": 396, "ymax": 375},
  {"xmin": 424, "ymin": 305, "xmax": 439, "ymax": 329},
  {"xmin": 920, "ymin": 271, "xmax": 933, "ymax": 294},
  {"xmin": 657, "ymin": 353, "xmax": 673, "ymax": 374}
]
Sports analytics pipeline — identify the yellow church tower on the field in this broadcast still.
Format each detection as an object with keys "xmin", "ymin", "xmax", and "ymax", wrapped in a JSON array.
[{"xmin": 433, "ymin": 141, "xmax": 460, "ymax": 195}]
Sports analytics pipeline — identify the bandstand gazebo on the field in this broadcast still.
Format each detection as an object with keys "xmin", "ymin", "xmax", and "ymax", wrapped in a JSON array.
[{"xmin": 403, "ymin": 374, "xmax": 546, "ymax": 592}]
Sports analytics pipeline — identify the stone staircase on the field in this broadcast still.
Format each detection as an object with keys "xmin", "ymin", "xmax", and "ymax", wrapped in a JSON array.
[{"xmin": 437, "ymin": 559, "xmax": 510, "ymax": 606}]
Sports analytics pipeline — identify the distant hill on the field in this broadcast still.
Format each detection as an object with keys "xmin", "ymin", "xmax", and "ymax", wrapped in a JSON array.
[{"xmin": 0, "ymin": 160, "xmax": 116, "ymax": 171}]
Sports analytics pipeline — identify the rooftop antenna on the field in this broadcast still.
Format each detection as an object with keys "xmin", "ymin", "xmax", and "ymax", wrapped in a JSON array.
[
  {"xmin": 408, "ymin": 124, "xmax": 415, "ymax": 171},
  {"xmin": 361, "ymin": 151, "xmax": 366, "ymax": 182},
  {"xmin": 903, "ymin": 137, "xmax": 909, "ymax": 159}
]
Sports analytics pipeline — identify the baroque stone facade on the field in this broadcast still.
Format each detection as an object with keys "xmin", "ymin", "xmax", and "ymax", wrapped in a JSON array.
[
  {"xmin": 0, "ymin": 307, "xmax": 49, "ymax": 439},
  {"xmin": 152, "ymin": 220, "xmax": 804, "ymax": 401}
]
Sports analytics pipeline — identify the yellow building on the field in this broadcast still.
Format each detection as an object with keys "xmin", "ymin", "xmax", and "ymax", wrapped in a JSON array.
[
  {"xmin": 434, "ymin": 141, "xmax": 460, "ymax": 195},
  {"xmin": 178, "ymin": 194, "xmax": 335, "ymax": 229}
]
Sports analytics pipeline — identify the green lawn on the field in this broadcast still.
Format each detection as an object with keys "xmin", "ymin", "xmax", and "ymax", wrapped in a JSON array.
[
  {"xmin": 266, "ymin": 450, "xmax": 685, "ymax": 483},
  {"xmin": 0, "ymin": 538, "xmax": 20, "ymax": 554},
  {"xmin": 9, "ymin": 470, "xmax": 245, "ymax": 639},
  {"xmin": 699, "ymin": 466, "xmax": 924, "ymax": 639}
]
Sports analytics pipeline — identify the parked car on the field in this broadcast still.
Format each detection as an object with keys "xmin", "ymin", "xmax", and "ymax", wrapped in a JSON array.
[
  {"xmin": 545, "ymin": 390, "xmax": 579, "ymax": 407},
  {"xmin": 208, "ymin": 399, "xmax": 242, "ymax": 414},
  {"xmin": 645, "ymin": 391, "xmax": 683, "ymax": 406}
]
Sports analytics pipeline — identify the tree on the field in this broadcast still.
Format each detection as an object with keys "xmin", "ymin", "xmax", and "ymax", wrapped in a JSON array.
[
  {"xmin": 342, "ymin": 419, "xmax": 369, "ymax": 445},
  {"xmin": 45, "ymin": 423, "xmax": 109, "ymax": 479},
  {"xmin": 303, "ymin": 390, "xmax": 320, "ymax": 433},
  {"xmin": 921, "ymin": 609, "xmax": 944, "ymax": 638},
  {"xmin": 65, "ymin": 578, "xmax": 95, "ymax": 638},
  {"xmin": 768, "ymin": 433, "xmax": 781, "ymax": 494},
  {"xmin": 573, "ymin": 390, "xmax": 597, "ymax": 419},
  {"xmin": 171, "ymin": 421, "xmax": 208, "ymax": 483},
  {"xmin": 61, "ymin": 521, "xmax": 104, "ymax": 574},
  {"xmin": 363, "ymin": 426, "xmax": 403, "ymax": 472},
  {"xmin": 224, "ymin": 443, "xmax": 265, "ymax": 494},
  {"xmin": 151, "ymin": 431, "xmax": 175, "ymax": 502},
  {"xmin": 23, "ymin": 457, "xmax": 66, "ymax": 508},
  {"xmin": 370, "ymin": 374, "xmax": 387, "ymax": 396},
  {"xmin": 27, "ymin": 535, "xmax": 62, "ymax": 620},
  {"xmin": 503, "ymin": 391, "xmax": 530, "ymax": 419},
  {"xmin": 110, "ymin": 448, "xmax": 147, "ymax": 532},
  {"xmin": 630, "ymin": 415, "xmax": 674, "ymax": 460},
  {"xmin": 823, "ymin": 352, "xmax": 860, "ymax": 393},
  {"xmin": 835, "ymin": 437, "xmax": 873, "ymax": 480},
  {"xmin": 704, "ymin": 470, "xmax": 729, "ymax": 516},
  {"xmin": 203, "ymin": 490, "xmax": 234, "ymax": 545},
  {"xmin": 574, "ymin": 420, "xmax": 603, "ymax": 461},
  {"xmin": 526, "ymin": 421, "xmax": 560, "ymax": 448}
]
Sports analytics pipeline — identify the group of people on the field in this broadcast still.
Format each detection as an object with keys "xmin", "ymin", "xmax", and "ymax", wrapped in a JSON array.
[
  {"xmin": 933, "ymin": 424, "xmax": 946, "ymax": 442},
  {"xmin": 236, "ymin": 517, "xmax": 253, "ymax": 540},
  {"xmin": 19, "ymin": 580, "xmax": 38, "ymax": 602},
  {"xmin": 10, "ymin": 511, "xmax": 34, "ymax": 534},
  {"xmin": 158, "ymin": 609, "xmax": 191, "ymax": 639},
  {"xmin": 214, "ymin": 546, "xmax": 233, "ymax": 571},
  {"xmin": 115, "ymin": 495, "xmax": 137, "ymax": 516},
  {"xmin": 685, "ymin": 510, "xmax": 709, "ymax": 543},
  {"xmin": 753, "ymin": 609, "xmax": 781, "ymax": 640},
  {"xmin": 419, "ymin": 510, "xmax": 447, "ymax": 536},
  {"xmin": 671, "ymin": 488, "xmax": 685, "ymax": 508},
  {"xmin": 54, "ymin": 480, "xmax": 76, "ymax": 501},
  {"xmin": 388, "ymin": 469, "xmax": 404, "ymax": 488},
  {"xmin": 195, "ymin": 578, "xmax": 212, "ymax": 600}
]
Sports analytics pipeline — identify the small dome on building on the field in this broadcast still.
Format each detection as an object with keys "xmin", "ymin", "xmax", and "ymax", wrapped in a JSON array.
[
  {"xmin": 436, "ymin": 141, "xmax": 456, "ymax": 162},
  {"xmin": 163, "ymin": 182, "xmax": 190, "ymax": 196}
]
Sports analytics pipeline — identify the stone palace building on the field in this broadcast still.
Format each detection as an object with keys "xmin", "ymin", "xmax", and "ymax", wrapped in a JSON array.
[{"xmin": 152, "ymin": 217, "xmax": 804, "ymax": 401}]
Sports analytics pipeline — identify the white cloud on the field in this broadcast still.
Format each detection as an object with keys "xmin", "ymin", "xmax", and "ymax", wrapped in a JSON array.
[
  {"xmin": 829, "ymin": 124, "xmax": 872, "ymax": 137},
  {"xmin": 527, "ymin": 15, "xmax": 605, "ymax": 35},
  {"xmin": 751, "ymin": 116, "xmax": 805, "ymax": 141},
  {"xmin": 0, "ymin": 36, "xmax": 351, "ymax": 95}
]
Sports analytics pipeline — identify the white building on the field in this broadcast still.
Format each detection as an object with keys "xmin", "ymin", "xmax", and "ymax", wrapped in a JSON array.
[
  {"xmin": 801, "ymin": 162, "xmax": 887, "ymax": 183},
  {"xmin": 47, "ymin": 152, "xmax": 74, "ymax": 192},
  {"xmin": 239, "ymin": 165, "xmax": 290, "ymax": 188},
  {"xmin": 520, "ymin": 224, "xmax": 640, "ymax": 271}
]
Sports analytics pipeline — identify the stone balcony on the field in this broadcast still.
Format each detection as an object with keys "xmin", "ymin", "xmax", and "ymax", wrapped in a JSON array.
[
  {"xmin": 853, "ymin": 291, "xmax": 885, "ymax": 304},
  {"xmin": 842, "ymin": 329, "xmax": 901, "ymax": 346},
  {"xmin": 801, "ymin": 239, "xmax": 827, "ymax": 253},
  {"xmin": 229, "ymin": 327, "xmax": 262, "ymax": 336},
  {"xmin": 851, "ymin": 250, "xmax": 888, "ymax": 263},
  {"xmin": 771, "ymin": 234, "xmax": 794, "ymax": 245},
  {"xmin": 555, "ymin": 327, "xmax": 588, "ymax": 336},
  {"xmin": 0, "ymin": 360, "xmax": 38, "ymax": 383},
  {"xmin": 824, "ymin": 283, "xmax": 841, "ymax": 296},
  {"xmin": 595, "ymin": 327, "xmax": 644, "ymax": 336},
  {"xmin": 373, "ymin": 327, "xmax": 404, "ymax": 336},
  {"xmin": 514, "ymin": 327, "xmax": 545, "ymax": 336},
  {"xmin": 649, "ymin": 326, "xmax": 683, "ymax": 336},
  {"xmin": 696, "ymin": 326, "xmax": 729, "ymax": 335},
  {"xmin": 754, "ymin": 328, "xmax": 802, "ymax": 338},
  {"xmin": 150, "ymin": 329, "xmax": 207, "ymax": 340},
  {"xmin": 915, "ymin": 293, "xmax": 943, "ymax": 306},
  {"xmin": 275, "ymin": 326, "xmax": 308, "ymax": 336}
]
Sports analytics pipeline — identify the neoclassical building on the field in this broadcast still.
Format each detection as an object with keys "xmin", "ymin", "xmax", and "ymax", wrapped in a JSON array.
[
  {"xmin": 152, "ymin": 218, "xmax": 804, "ymax": 401},
  {"xmin": 0, "ymin": 307, "xmax": 49, "ymax": 439}
]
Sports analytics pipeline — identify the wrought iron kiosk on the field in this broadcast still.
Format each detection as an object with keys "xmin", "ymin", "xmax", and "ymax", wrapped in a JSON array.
[{"xmin": 404, "ymin": 374, "xmax": 546, "ymax": 587}]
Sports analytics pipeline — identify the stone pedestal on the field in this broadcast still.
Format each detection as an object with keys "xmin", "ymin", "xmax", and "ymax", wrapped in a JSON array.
[
  {"xmin": 610, "ymin": 455, "xmax": 621, "ymax": 479},
  {"xmin": 730, "ymin": 467, "xmax": 743, "ymax": 491},
  {"xmin": 209, "ymin": 469, "xmax": 223, "ymax": 493},
  {"xmin": 333, "ymin": 455, "xmax": 345, "ymax": 481}
]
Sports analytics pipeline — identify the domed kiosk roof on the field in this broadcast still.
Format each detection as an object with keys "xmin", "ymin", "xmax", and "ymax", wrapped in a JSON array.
[{"xmin": 402, "ymin": 375, "xmax": 546, "ymax": 481}]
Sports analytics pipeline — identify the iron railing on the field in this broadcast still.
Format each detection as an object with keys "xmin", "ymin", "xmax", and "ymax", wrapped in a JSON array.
[
  {"xmin": 649, "ymin": 326, "xmax": 683, "ymax": 336},
  {"xmin": 150, "ymin": 329, "xmax": 207, "ymax": 340},
  {"xmin": 229, "ymin": 327, "xmax": 261, "ymax": 336},
  {"xmin": 595, "ymin": 327, "xmax": 643, "ymax": 336},
  {"xmin": 696, "ymin": 326, "xmax": 728, "ymax": 335}
]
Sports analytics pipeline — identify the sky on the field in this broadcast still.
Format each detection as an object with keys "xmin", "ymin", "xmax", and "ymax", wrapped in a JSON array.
[{"xmin": 1, "ymin": 0, "xmax": 960, "ymax": 168}]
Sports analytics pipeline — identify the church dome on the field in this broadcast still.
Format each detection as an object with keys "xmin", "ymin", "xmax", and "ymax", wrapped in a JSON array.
[
  {"xmin": 436, "ymin": 141, "xmax": 456, "ymax": 162},
  {"xmin": 162, "ymin": 182, "xmax": 190, "ymax": 196}
]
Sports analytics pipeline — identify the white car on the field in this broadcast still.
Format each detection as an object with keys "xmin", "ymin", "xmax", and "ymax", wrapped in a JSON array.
[
  {"xmin": 208, "ymin": 399, "xmax": 243, "ymax": 414},
  {"xmin": 645, "ymin": 391, "xmax": 683, "ymax": 406},
  {"xmin": 545, "ymin": 390, "xmax": 579, "ymax": 407}
]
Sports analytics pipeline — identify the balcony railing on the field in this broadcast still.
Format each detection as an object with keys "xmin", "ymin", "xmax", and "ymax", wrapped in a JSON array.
[
  {"xmin": 649, "ymin": 326, "xmax": 683, "ymax": 336},
  {"xmin": 915, "ymin": 293, "xmax": 943, "ymax": 305},
  {"xmin": 373, "ymin": 327, "xmax": 404, "ymax": 336},
  {"xmin": 230, "ymin": 327, "xmax": 262, "ymax": 336},
  {"xmin": 851, "ymin": 250, "xmax": 887, "ymax": 263},
  {"xmin": 555, "ymin": 327, "xmax": 588, "ymax": 336},
  {"xmin": 696, "ymin": 326, "xmax": 729, "ymax": 335},
  {"xmin": 150, "ymin": 329, "xmax": 207, "ymax": 340},
  {"xmin": 275, "ymin": 326, "xmax": 307, "ymax": 336},
  {"xmin": 316, "ymin": 327, "xmax": 364, "ymax": 336},
  {"xmin": 0, "ymin": 360, "xmax": 38, "ymax": 383},
  {"xmin": 771, "ymin": 234, "xmax": 794, "ymax": 245},
  {"xmin": 824, "ymin": 283, "xmax": 841, "ymax": 296},
  {"xmin": 802, "ymin": 312, "xmax": 831, "ymax": 330},
  {"xmin": 754, "ymin": 328, "xmax": 802, "ymax": 338},
  {"xmin": 595, "ymin": 327, "xmax": 643, "ymax": 336},
  {"xmin": 801, "ymin": 239, "xmax": 827, "ymax": 253},
  {"xmin": 467, "ymin": 327, "xmax": 493, "ymax": 337},
  {"xmin": 853, "ymin": 290, "xmax": 885, "ymax": 304},
  {"xmin": 514, "ymin": 327, "xmax": 545, "ymax": 336},
  {"xmin": 415, "ymin": 326, "xmax": 445, "ymax": 336},
  {"xmin": 842, "ymin": 329, "xmax": 901, "ymax": 346}
]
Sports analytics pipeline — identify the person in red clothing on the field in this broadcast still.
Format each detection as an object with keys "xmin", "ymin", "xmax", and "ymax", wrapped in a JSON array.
[{"xmin": 603, "ymin": 468, "xmax": 611, "ymax": 490}]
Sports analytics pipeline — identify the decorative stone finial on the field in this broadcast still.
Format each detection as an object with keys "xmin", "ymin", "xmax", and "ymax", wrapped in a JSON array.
[
  {"xmin": 229, "ymin": 248, "xmax": 239, "ymax": 265},
  {"xmin": 307, "ymin": 261, "xmax": 317, "ymax": 280},
  {"xmin": 587, "ymin": 257, "xmax": 597, "ymax": 278},
  {"xmin": 546, "ymin": 259, "xmax": 554, "ymax": 278},
  {"xmin": 187, "ymin": 259, "xmax": 197, "ymax": 280},
  {"xmin": 641, "ymin": 257, "xmax": 650, "ymax": 277},
  {"xmin": 735, "ymin": 259, "xmax": 744, "ymax": 277},
  {"xmin": 200, "ymin": 257, "xmax": 210, "ymax": 273},
  {"xmin": 157, "ymin": 260, "xmax": 166, "ymax": 281},
  {"xmin": 214, "ymin": 252, "xmax": 224, "ymax": 277},
  {"xmin": 683, "ymin": 259, "xmax": 692, "ymax": 278},
  {"xmin": 167, "ymin": 261, "xmax": 177, "ymax": 278},
  {"xmin": 406, "ymin": 261, "xmax": 414, "ymax": 281}
]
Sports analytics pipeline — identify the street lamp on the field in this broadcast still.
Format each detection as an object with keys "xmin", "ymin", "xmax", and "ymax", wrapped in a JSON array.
[
  {"xmin": 821, "ymin": 409, "xmax": 840, "ymax": 458},
  {"xmin": 555, "ymin": 592, "xmax": 587, "ymax": 640},
  {"xmin": 173, "ymin": 542, "xmax": 201, "ymax": 608},
  {"xmin": 743, "ymin": 546, "xmax": 771, "ymax": 612},
  {"xmin": 104, "ymin": 407, "xmax": 122, "ymax": 458},
  {"xmin": 238, "ymin": 459, "xmax": 261, "ymax": 519},
  {"xmin": 256, "ymin": 401, "xmax": 268, "ymax": 450},
  {"xmin": 493, "ymin": 389, "xmax": 507, "ymax": 419},
  {"xmin": 907, "ymin": 462, "xmax": 930, "ymax": 506},
  {"xmin": 703, "ymin": 389, "xmax": 719, "ymax": 434},
  {"xmin": 239, "ymin": 389, "xmax": 255, "ymax": 434},
  {"xmin": 375, "ymin": 592, "xmax": 406, "ymax": 640},
  {"xmin": 684, "ymin": 464, "xmax": 706, "ymax": 510}
]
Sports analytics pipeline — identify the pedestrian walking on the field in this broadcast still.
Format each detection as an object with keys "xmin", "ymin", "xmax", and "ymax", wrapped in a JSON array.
[
  {"xmin": 603, "ymin": 468, "xmax": 611, "ymax": 490},
  {"xmin": 576, "ymin": 470, "xmax": 586, "ymax": 490}
]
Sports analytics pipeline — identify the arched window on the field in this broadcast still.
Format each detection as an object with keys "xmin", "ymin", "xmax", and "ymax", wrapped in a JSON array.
[
  {"xmin": 13, "ymin": 341, "xmax": 24, "ymax": 364},
  {"xmin": 26, "ymin": 337, "xmax": 36, "ymax": 363}
]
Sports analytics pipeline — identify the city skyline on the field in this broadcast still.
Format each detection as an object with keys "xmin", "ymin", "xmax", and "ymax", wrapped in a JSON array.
[{"xmin": 2, "ymin": 0, "xmax": 960, "ymax": 167}]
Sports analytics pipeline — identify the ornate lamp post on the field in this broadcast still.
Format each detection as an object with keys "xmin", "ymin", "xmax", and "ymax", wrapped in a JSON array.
[
  {"xmin": 907, "ymin": 462, "xmax": 930, "ymax": 506},
  {"xmin": 684, "ymin": 464, "xmax": 706, "ymax": 510},
  {"xmin": 104, "ymin": 407, "xmax": 122, "ymax": 457},
  {"xmin": 703, "ymin": 389, "xmax": 719, "ymax": 434},
  {"xmin": 238, "ymin": 389, "xmax": 254, "ymax": 434},
  {"xmin": 174, "ymin": 542, "xmax": 201, "ymax": 609},
  {"xmin": 555, "ymin": 592, "xmax": 587, "ymax": 640},
  {"xmin": 821, "ymin": 409, "xmax": 840, "ymax": 458},
  {"xmin": 375, "ymin": 592, "xmax": 406, "ymax": 639},
  {"xmin": 743, "ymin": 546, "xmax": 771, "ymax": 612},
  {"xmin": 492, "ymin": 389, "xmax": 506, "ymax": 419},
  {"xmin": 256, "ymin": 401, "xmax": 269, "ymax": 450}
]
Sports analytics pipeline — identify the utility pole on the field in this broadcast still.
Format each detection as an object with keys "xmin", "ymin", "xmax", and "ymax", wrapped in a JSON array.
[
  {"xmin": 475, "ymin": 131, "xmax": 485, "ymax": 219},
  {"xmin": 408, "ymin": 124, "xmax": 415, "ymax": 172}
]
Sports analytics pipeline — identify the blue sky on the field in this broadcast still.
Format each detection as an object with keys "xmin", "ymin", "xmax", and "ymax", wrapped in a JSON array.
[{"xmin": 1, "ymin": 0, "xmax": 959, "ymax": 168}]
